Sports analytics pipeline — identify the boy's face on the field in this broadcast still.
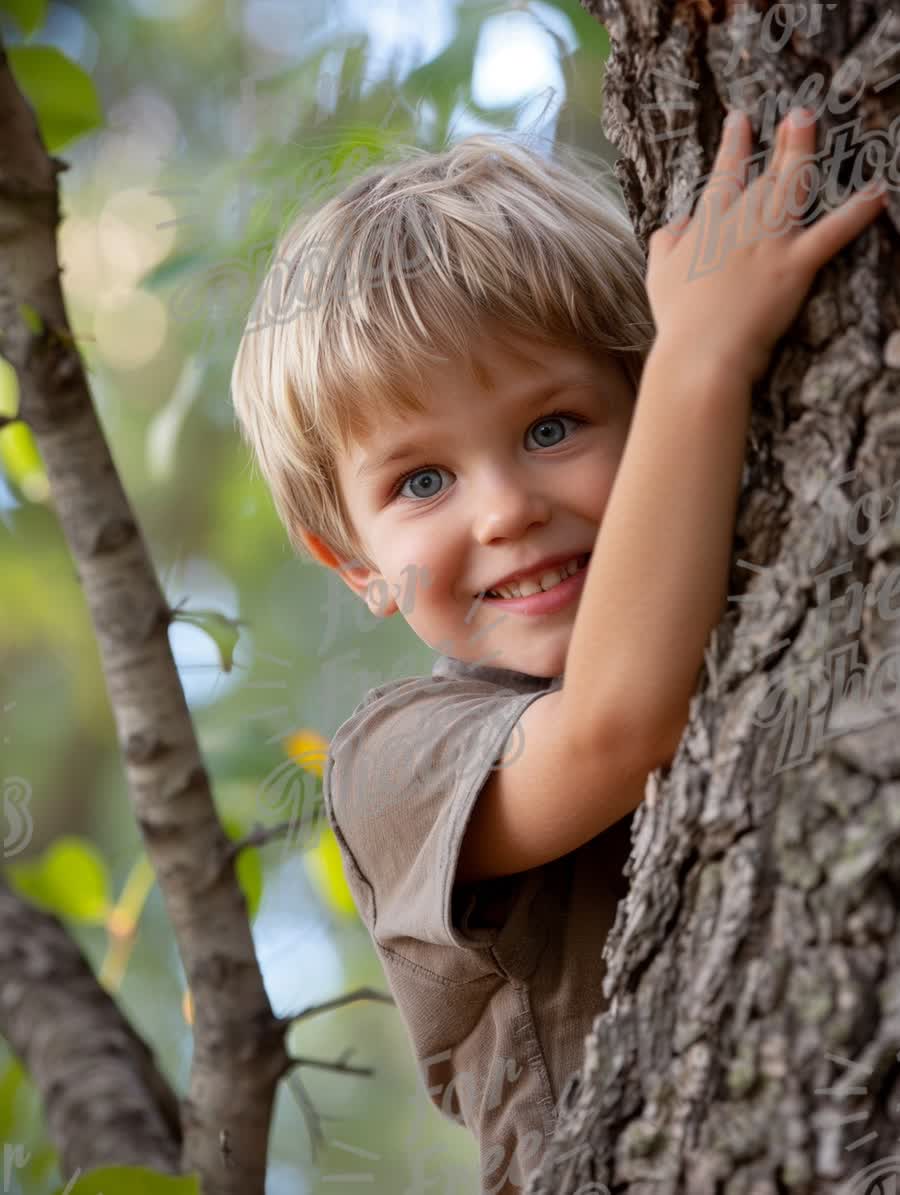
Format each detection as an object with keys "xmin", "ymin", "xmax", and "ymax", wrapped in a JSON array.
[{"xmin": 302, "ymin": 325, "xmax": 637, "ymax": 679}]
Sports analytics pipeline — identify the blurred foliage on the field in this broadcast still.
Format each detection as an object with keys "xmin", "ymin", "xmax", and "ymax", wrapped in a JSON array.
[
  {"xmin": 50, "ymin": 1169, "xmax": 200, "ymax": 1194},
  {"xmin": 6, "ymin": 44, "xmax": 102, "ymax": 150},
  {"xmin": 0, "ymin": 0, "xmax": 612, "ymax": 1191},
  {"xmin": 0, "ymin": 0, "xmax": 47, "ymax": 38},
  {"xmin": 6, "ymin": 835, "xmax": 110, "ymax": 923}
]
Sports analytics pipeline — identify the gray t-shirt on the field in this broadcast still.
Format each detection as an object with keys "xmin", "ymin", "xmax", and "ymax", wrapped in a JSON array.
[{"xmin": 322, "ymin": 653, "xmax": 634, "ymax": 1194}]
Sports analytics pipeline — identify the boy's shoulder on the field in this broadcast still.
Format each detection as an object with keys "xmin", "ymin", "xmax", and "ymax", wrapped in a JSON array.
[
  {"xmin": 322, "ymin": 652, "xmax": 561, "ymax": 951},
  {"xmin": 338, "ymin": 653, "xmax": 555, "ymax": 731},
  {"xmin": 330, "ymin": 654, "xmax": 560, "ymax": 783}
]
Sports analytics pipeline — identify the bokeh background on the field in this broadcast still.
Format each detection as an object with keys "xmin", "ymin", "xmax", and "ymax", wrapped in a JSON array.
[{"xmin": 0, "ymin": 1, "xmax": 617, "ymax": 1190}]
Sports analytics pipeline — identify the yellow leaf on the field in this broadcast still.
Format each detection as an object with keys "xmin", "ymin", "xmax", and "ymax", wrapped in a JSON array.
[
  {"xmin": 41, "ymin": 837, "xmax": 111, "ymax": 923},
  {"xmin": 284, "ymin": 729, "xmax": 329, "ymax": 779},
  {"xmin": 304, "ymin": 827, "xmax": 357, "ymax": 919},
  {"xmin": 0, "ymin": 357, "xmax": 18, "ymax": 418},
  {"xmin": 0, "ymin": 421, "xmax": 48, "ymax": 501}
]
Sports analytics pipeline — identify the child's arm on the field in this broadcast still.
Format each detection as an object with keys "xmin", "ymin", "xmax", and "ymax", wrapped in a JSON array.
[
  {"xmin": 560, "ymin": 343, "xmax": 749, "ymax": 766},
  {"xmin": 456, "ymin": 108, "xmax": 886, "ymax": 887},
  {"xmin": 561, "ymin": 106, "xmax": 887, "ymax": 763},
  {"xmin": 456, "ymin": 349, "xmax": 747, "ymax": 887}
]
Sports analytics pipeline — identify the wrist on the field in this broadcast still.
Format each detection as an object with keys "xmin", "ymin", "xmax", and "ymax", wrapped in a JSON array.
[{"xmin": 645, "ymin": 336, "xmax": 757, "ymax": 395}]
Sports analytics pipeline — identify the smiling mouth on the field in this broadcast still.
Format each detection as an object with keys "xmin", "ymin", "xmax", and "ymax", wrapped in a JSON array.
[{"xmin": 478, "ymin": 553, "xmax": 591, "ymax": 599}]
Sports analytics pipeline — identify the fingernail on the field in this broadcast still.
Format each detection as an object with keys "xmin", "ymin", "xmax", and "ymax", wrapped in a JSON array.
[
  {"xmin": 725, "ymin": 109, "xmax": 744, "ymax": 129},
  {"xmin": 788, "ymin": 107, "xmax": 812, "ymax": 128}
]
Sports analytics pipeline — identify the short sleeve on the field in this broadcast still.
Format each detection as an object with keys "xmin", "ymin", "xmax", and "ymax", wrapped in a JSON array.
[{"xmin": 322, "ymin": 674, "xmax": 552, "ymax": 953}]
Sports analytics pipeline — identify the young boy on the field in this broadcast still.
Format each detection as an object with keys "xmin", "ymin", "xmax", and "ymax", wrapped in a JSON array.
[{"xmin": 230, "ymin": 110, "xmax": 886, "ymax": 1193}]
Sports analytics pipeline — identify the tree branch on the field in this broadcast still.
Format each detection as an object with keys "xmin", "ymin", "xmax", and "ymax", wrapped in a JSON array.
[
  {"xmin": 0, "ymin": 874, "xmax": 182, "ymax": 1177},
  {"xmin": 277, "ymin": 985, "xmax": 396, "ymax": 1032},
  {"xmin": 0, "ymin": 38, "xmax": 289, "ymax": 1194},
  {"xmin": 288, "ymin": 1050, "xmax": 374, "ymax": 1079}
]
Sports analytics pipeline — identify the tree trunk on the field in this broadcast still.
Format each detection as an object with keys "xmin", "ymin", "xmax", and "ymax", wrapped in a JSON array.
[
  {"xmin": 0, "ymin": 30, "xmax": 397, "ymax": 1194},
  {"xmin": 0, "ymin": 35, "xmax": 289, "ymax": 1194},
  {"xmin": 526, "ymin": 2, "xmax": 900, "ymax": 1193}
]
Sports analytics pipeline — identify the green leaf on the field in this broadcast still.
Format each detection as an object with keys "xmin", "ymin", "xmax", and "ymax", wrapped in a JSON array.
[
  {"xmin": 51, "ymin": 1167, "xmax": 201, "ymax": 1195},
  {"xmin": 41, "ymin": 837, "xmax": 111, "ymax": 922},
  {"xmin": 0, "ymin": 0, "xmax": 48, "ymax": 36},
  {"xmin": 6, "ymin": 836, "xmax": 110, "ymax": 923},
  {"xmin": 7, "ymin": 45, "xmax": 103, "ymax": 152},
  {"xmin": 22, "ymin": 1141, "xmax": 59, "ymax": 1187},
  {"xmin": 221, "ymin": 816, "xmax": 264, "ymax": 921},
  {"xmin": 3, "ymin": 858, "xmax": 46, "ymax": 906},
  {"xmin": 0, "ymin": 1055, "xmax": 26, "ymax": 1144},
  {"xmin": 170, "ymin": 608, "xmax": 246, "ymax": 674}
]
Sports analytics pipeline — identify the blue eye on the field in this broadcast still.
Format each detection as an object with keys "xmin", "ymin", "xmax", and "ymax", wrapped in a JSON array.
[
  {"xmin": 388, "ymin": 410, "xmax": 585, "ymax": 504},
  {"xmin": 391, "ymin": 465, "xmax": 450, "ymax": 503}
]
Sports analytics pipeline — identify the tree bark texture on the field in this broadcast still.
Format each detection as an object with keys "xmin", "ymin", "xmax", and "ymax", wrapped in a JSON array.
[
  {"xmin": 526, "ymin": 2, "xmax": 900, "ymax": 1193},
  {"xmin": 0, "ymin": 875, "xmax": 184, "ymax": 1177},
  {"xmin": 0, "ymin": 37, "xmax": 292, "ymax": 1195}
]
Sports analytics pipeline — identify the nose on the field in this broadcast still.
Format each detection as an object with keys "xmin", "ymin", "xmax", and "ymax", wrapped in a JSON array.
[{"xmin": 471, "ymin": 470, "xmax": 552, "ymax": 544}]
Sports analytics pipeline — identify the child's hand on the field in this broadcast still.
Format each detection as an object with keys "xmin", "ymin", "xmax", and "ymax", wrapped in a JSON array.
[{"xmin": 646, "ymin": 107, "xmax": 887, "ymax": 385}]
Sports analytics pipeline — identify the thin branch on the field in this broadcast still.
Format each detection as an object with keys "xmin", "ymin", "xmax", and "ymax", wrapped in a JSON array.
[
  {"xmin": 229, "ymin": 820, "xmax": 295, "ymax": 856},
  {"xmin": 277, "ymin": 986, "xmax": 396, "ymax": 1029},
  {"xmin": 287, "ymin": 1050, "xmax": 375, "ymax": 1079},
  {"xmin": 194, "ymin": 821, "xmax": 297, "ymax": 896}
]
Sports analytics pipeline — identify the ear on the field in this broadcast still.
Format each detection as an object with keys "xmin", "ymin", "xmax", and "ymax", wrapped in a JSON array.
[{"xmin": 298, "ymin": 528, "xmax": 398, "ymax": 616}]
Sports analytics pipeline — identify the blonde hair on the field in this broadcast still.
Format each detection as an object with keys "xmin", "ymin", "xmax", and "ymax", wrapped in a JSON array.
[{"xmin": 230, "ymin": 132, "xmax": 656, "ymax": 572}]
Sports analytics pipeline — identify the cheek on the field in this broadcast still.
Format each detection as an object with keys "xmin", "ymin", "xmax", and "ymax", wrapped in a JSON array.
[
  {"xmin": 384, "ymin": 543, "xmax": 443, "ymax": 600},
  {"xmin": 596, "ymin": 435, "xmax": 630, "ymax": 486},
  {"xmin": 568, "ymin": 456, "xmax": 618, "ymax": 510}
]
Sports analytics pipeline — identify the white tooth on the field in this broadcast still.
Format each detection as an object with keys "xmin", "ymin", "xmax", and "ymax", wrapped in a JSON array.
[
  {"xmin": 517, "ymin": 578, "xmax": 543, "ymax": 597},
  {"xmin": 489, "ymin": 557, "xmax": 583, "ymax": 598}
]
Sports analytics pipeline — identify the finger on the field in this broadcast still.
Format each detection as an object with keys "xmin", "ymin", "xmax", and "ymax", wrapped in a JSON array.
[
  {"xmin": 771, "ymin": 108, "xmax": 819, "ymax": 231},
  {"xmin": 791, "ymin": 180, "xmax": 887, "ymax": 275},
  {"xmin": 701, "ymin": 108, "xmax": 751, "ymax": 218},
  {"xmin": 749, "ymin": 113, "xmax": 792, "ymax": 236},
  {"xmin": 767, "ymin": 108, "xmax": 793, "ymax": 178}
]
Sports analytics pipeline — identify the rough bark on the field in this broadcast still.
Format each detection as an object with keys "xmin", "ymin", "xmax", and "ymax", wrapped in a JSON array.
[
  {"xmin": 0, "ymin": 36, "xmax": 290, "ymax": 1194},
  {"xmin": 0, "ymin": 875, "xmax": 183, "ymax": 1176},
  {"xmin": 526, "ymin": 2, "xmax": 900, "ymax": 1193}
]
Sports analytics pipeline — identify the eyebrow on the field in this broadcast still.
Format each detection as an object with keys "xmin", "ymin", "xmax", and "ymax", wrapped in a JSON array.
[{"xmin": 354, "ymin": 373, "xmax": 601, "ymax": 481}]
